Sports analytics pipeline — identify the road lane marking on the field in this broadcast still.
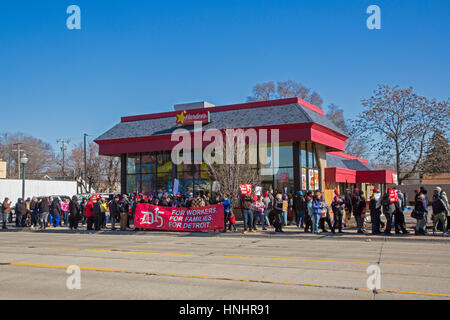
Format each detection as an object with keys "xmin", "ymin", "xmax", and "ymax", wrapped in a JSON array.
[
  {"xmin": 3, "ymin": 261, "xmax": 450, "ymax": 298},
  {"xmin": 25, "ymin": 246, "xmax": 450, "ymax": 268},
  {"xmin": 31, "ymin": 246, "xmax": 193, "ymax": 257}
]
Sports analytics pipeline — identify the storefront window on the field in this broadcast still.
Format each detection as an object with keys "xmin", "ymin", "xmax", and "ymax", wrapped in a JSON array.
[
  {"xmin": 274, "ymin": 168, "xmax": 294, "ymax": 194},
  {"xmin": 278, "ymin": 143, "xmax": 293, "ymax": 167}
]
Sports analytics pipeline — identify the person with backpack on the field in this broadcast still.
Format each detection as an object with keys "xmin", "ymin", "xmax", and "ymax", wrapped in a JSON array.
[
  {"xmin": 431, "ymin": 188, "xmax": 449, "ymax": 237},
  {"xmin": 369, "ymin": 189, "xmax": 382, "ymax": 234}
]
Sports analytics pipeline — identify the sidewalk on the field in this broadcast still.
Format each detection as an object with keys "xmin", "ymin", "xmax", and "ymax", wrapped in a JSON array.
[{"xmin": 2, "ymin": 222, "xmax": 449, "ymax": 243}]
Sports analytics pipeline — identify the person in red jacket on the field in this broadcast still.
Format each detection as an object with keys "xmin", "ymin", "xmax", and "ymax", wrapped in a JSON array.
[{"xmin": 85, "ymin": 195, "xmax": 96, "ymax": 231}]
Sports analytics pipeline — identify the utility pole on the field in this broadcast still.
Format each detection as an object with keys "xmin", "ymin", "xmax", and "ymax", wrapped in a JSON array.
[
  {"xmin": 57, "ymin": 139, "xmax": 70, "ymax": 178},
  {"xmin": 83, "ymin": 134, "xmax": 91, "ymax": 193},
  {"xmin": 12, "ymin": 143, "xmax": 23, "ymax": 179}
]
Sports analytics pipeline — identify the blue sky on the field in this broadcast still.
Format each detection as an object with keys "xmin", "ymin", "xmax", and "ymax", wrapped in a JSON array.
[{"xmin": 0, "ymin": 0, "xmax": 449, "ymax": 151}]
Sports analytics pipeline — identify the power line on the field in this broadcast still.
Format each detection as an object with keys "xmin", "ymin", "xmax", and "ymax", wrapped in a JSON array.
[
  {"xmin": 12, "ymin": 142, "xmax": 25, "ymax": 179},
  {"xmin": 56, "ymin": 139, "xmax": 70, "ymax": 177}
]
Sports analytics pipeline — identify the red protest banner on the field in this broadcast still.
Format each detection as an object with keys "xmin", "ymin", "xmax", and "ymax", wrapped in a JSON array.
[
  {"xmin": 389, "ymin": 189, "xmax": 398, "ymax": 203},
  {"xmin": 240, "ymin": 184, "xmax": 252, "ymax": 195},
  {"xmin": 134, "ymin": 203, "xmax": 224, "ymax": 232}
]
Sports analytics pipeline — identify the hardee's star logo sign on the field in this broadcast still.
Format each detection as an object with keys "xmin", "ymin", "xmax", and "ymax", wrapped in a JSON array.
[{"xmin": 176, "ymin": 110, "xmax": 187, "ymax": 125}]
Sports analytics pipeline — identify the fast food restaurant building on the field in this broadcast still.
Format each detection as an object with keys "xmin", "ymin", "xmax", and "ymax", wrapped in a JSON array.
[{"xmin": 95, "ymin": 97, "xmax": 397, "ymax": 201}]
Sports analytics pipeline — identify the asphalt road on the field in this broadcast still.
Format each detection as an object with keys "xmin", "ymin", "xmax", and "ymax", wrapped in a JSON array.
[{"xmin": 0, "ymin": 230, "xmax": 449, "ymax": 300}]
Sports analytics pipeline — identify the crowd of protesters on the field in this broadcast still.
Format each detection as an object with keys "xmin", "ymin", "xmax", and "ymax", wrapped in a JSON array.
[
  {"xmin": 237, "ymin": 185, "xmax": 449, "ymax": 237},
  {"xmin": 1, "ymin": 185, "xmax": 448, "ymax": 237}
]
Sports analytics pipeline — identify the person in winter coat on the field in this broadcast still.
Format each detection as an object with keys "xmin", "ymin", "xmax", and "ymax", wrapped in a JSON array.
[
  {"xmin": 304, "ymin": 191, "xmax": 314, "ymax": 233},
  {"xmin": 331, "ymin": 192, "xmax": 345, "ymax": 233},
  {"xmin": 263, "ymin": 192, "xmax": 272, "ymax": 227},
  {"xmin": 191, "ymin": 194, "xmax": 206, "ymax": 208},
  {"xmin": 281, "ymin": 194, "xmax": 289, "ymax": 227},
  {"xmin": 15, "ymin": 198, "xmax": 27, "ymax": 227},
  {"xmin": 311, "ymin": 193, "xmax": 322, "ymax": 234},
  {"xmin": 241, "ymin": 194, "xmax": 255, "ymax": 234},
  {"xmin": 108, "ymin": 195, "xmax": 120, "ymax": 231},
  {"xmin": 293, "ymin": 191, "xmax": 307, "ymax": 228},
  {"xmin": 38, "ymin": 197, "xmax": 50, "ymax": 230},
  {"xmin": 369, "ymin": 189, "xmax": 382, "ymax": 234},
  {"xmin": 68, "ymin": 196, "xmax": 81, "ymax": 230},
  {"xmin": 319, "ymin": 194, "xmax": 335, "ymax": 233},
  {"xmin": 30, "ymin": 197, "xmax": 39, "ymax": 228},
  {"xmin": 351, "ymin": 189, "xmax": 367, "ymax": 234},
  {"xmin": 344, "ymin": 189, "xmax": 353, "ymax": 227},
  {"xmin": 85, "ymin": 196, "xmax": 95, "ymax": 231},
  {"xmin": 435, "ymin": 186, "xmax": 449, "ymax": 231},
  {"xmin": 381, "ymin": 189, "xmax": 395, "ymax": 235},
  {"xmin": 414, "ymin": 193, "xmax": 428, "ymax": 235},
  {"xmin": 222, "ymin": 194, "xmax": 235, "ymax": 232},
  {"xmin": 253, "ymin": 195, "xmax": 266, "ymax": 231},
  {"xmin": 119, "ymin": 195, "xmax": 130, "ymax": 231},
  {"xmin": 93, "ymin": 196, "xmax": 103, "ymax": 231},
  {"xmin": 50, "ymin": 198, "xmax": 62, "ymax": 228},
  {"xmin": 431, "ymin": 188, "xmax": 449, "ymax": 236},
  {"xmin": 61, "ymin": 198, "xmax": 70, "ymax": 227},
  {"xmin": 273, "ymin": 193, "xmax": 284, "ymax": 233},
  {"xmin": 393, "ymin": 187, "xmax": 409, "ymax": 234}
]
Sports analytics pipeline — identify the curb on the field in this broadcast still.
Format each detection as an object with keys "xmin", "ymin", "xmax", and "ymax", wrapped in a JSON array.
[{"xmin": 4, "ymin": 227, "xmax": 449, "ymax": 243}]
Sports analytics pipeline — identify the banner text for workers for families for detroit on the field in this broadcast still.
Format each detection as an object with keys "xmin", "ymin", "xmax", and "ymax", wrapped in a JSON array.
[{"xmin": 134, "ymin": 204, "xmax": 225, "ymax": 232}]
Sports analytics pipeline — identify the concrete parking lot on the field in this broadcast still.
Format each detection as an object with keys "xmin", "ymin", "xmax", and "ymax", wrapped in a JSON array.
[{"xmin": 0, "ymin": 224, "xmax": 449, "ymax": 300}]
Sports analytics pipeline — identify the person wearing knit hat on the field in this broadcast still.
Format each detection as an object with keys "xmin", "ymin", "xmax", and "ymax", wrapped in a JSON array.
[{"xmin": 293, "ymin": 191, "xmax": 306, "ymax": 228}]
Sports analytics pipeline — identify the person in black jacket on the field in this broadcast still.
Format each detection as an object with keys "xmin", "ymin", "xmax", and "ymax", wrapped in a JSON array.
[
  {"xmin": 351, "ymin": 189, "xmax": 366, "ymax": 234},
  {"xmin": 30, "ymin": 197, "xmax": 39, "ymax": 228},
  {"xmin": 108, "ymin": 195, "xmax": 120, "ymax": 231},
  {"xmin": 15, "ymin": 198, "xmax": 27, "ymax": 227},
  {"xmin": 273, "ymin": 194, "xmax": 284, "ymax": 233},
  {"xmin": 293, "ymin": 191, "xmax": 306, "ymax": 228},
  {"xmin": 93, "ymin": 199, "xmax": 103, "ymax": 231},
  {"xmin": 51, "ymin": 198, "xmax": 62, "ymax": 227},
  {"xmin": 69, "ymin": 196, "xmax": 81, "ymax": 230},
  {"xmin": 38, "ymin": 197, "xmax": 50, "ymax": 229},
  {"xmin": 119, "ymin": 195, "xmax": 130, "ymax": 231}
]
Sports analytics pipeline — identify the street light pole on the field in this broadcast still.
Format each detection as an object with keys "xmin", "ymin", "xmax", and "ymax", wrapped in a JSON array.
[{"xmin": 20, "ymin": 154, "xmax": 29, "ymax": 200}]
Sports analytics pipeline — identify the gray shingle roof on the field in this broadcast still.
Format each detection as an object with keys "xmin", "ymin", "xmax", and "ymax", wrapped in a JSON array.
[
  {"xmin": 96, "ymin": 103, "xmax": 347, "ymax": 141},
  {"xmin": 326, "ymin": 154, "xmax": 373, "ymax": 171}
]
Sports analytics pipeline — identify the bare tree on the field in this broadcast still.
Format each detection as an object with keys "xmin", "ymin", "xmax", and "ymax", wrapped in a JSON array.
[
  {"xmin": 0, "ymin": 132, "xmax": 57, "ymax": 179},
  {"xmin": 325, "ymin": 104, "xmax": 368, "ymax": 158},
  {"xmin": 354, "ymin": 84, "xmax": 449, "ymax": 184},
  {"xmin": 68, "ymin": 142, "xmax": 120, "ymax": 193},
  {"xmin": 206, "ymin": 130, "xmax": 261, "ymax": 208},
  {"xmin": 248, "ymin": 80, "xmax": 324, "ymax": 108}
]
